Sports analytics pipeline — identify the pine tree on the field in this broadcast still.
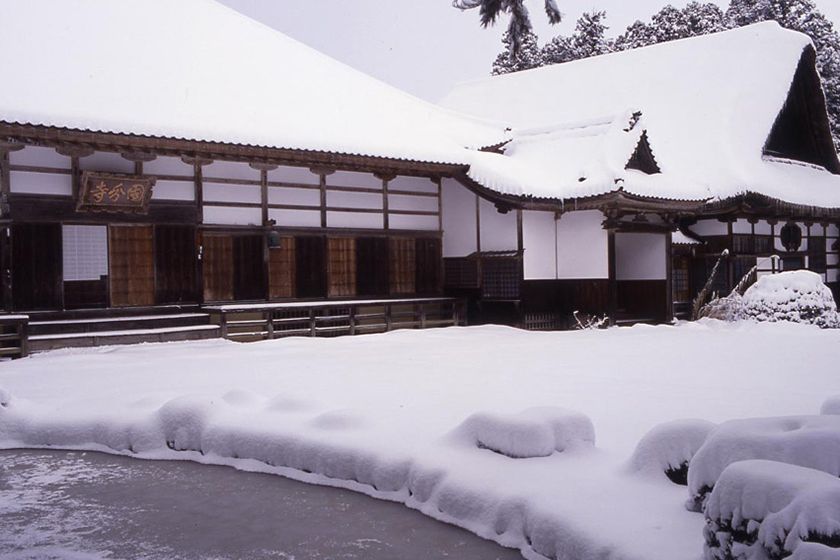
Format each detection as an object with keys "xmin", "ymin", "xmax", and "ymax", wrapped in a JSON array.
[
  {"xmin": 453, "ymin": 0, "xmax": 562, "ymax": 56},
  {"xmin": 571, "ymin": 11, "xmax": 611, "ymax": 59},
  {"xmin": 614, "ymin": 3, "xmax": 725, "ymax": 50},
  {"xmin": 492, "ymin": 30, "xmax": 544, "ymax": 75},
  {"xmin": 614, "ymin": 20, "xmax": 657, "ymax": 51},
  {"xmin": 541, "ymin": 34, "xmax": 575, "ymax": 65}
]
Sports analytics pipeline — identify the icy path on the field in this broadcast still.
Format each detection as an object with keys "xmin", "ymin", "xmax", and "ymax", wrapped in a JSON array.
[
  {"xmin": 1, "ymin": 322, "xmax": 839, "ymax": 560},
  {"xmin": 0, "ymin": 449, "xmax": 519, "ymax": 559}
]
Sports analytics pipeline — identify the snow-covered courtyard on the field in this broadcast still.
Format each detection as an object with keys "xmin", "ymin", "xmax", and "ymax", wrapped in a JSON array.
[{"xmin": 1, "ymin": 322, "xmax": 839, "ymax": 560}]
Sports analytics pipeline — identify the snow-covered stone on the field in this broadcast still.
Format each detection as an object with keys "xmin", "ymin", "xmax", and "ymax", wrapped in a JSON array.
[
  {"xmin": 741, "ymin": 271, "xmax": 839, "ymax": 328},
  {"xmin": 628, "ymin": 419, "xmax": 717, "ymax": 484},
  {"xmin": 704, "ymin": 460, "xmax": 840, "ymax": 560},
  {"xmin": 822, "ymin": 396, "xmax": 840, "ymax": 416},
  {"xmin": 688, "ymin": 415, "xmax": 840, "ymax": 511},
  {"xmin": 451, "ymin": 407, "xmax": 595, "ymax": 458}
]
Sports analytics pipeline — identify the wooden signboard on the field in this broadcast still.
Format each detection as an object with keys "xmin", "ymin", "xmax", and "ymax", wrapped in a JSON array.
[{"xmin": 77, "ymin": 172, "xmax": 155, "ymax": 214}]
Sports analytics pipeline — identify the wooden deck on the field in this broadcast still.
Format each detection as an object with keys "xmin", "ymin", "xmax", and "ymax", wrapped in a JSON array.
[
  {"xmin": 204, "ymin": 297, "xmax": 467, "ymax": 341},
  {"xmin": 0, "ymin": 315, "xmax": 29, "ymax": 359}
]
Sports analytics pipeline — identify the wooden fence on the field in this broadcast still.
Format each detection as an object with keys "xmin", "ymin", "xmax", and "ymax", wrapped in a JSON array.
[
  {"xmin": 0, "ymin": 315, "xmax": 29, "ymax": 359},
  {"xmin": 204, "ymin": 298, "xmax": 466, "ymax": 341}
]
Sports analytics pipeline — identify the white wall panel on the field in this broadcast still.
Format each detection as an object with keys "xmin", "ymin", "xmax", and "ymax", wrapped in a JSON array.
[
  {"xmin": 828, "ymin": 254, "xmax": 839, "ymax": 266},
  {"xmin": 10, "ymin": 146, "xmax": 70, "ymax": 168},
  {"xmin": 810, "ymin": 224, "xmax": 825, "ymax": 236},
  {"xmin": 203, "ymin": 206, "xmax": 261, "ymax": 226},
  {"xmin": 269, "ymin": 165, "xmax": 319, "ymax": 185},
  {"xmin": 523, "ymin": 210, "xmax": 556, "ymax": 280},
  {"xmin": 615, "ymin": 232, "xmax": 667, "ymax": 281},
  {"xmin": 389, "ymin": 194, "xmax": 438, "ymax": 213},
  {"xmin": 79, "ymin": 151, "xmax": 134, "ymax": 174},
  {"xmin": 268, "ymin": 187, "xmax": 320, "ymax": 206},
  {"xmin": 152, "ymin": 180, "xmax": 194, "ymax": 201},
  {"xmin": 203, "ymin": 183, "xmax": 261, "ymax": 204},
  {"xmin": 691, "ymin": 220, "xmax": 728, "ymax": 236},
  {"xmin": 269, "ymin": 209, "xmax": 321, "ymax": 228},
  {"xmin": 203, "ymin": 161, "xmax": 259, "ymax": 181},
  {"xmin": 389, "ymin": 214, "xmax": 439, "ymax": 231},
  {"xmin": 389, "ymin": 176, "xmax": 438, "ymax": 193},
  {"xmin": 479, "ymin": 198, "xmax": 517, "ymax": 252},
  {"xmin": 828, "ymin": 224, "xmax": 839, "ymax": 237},
  {"xmin": 144, "ymin": 156, "xmax": 193, "ymax": 176},
  {"xmin": 62, "ymin": 225, "xmax": 108, "ymax": 281},
  {"xmin": 330, "ymin": 170, "xmax": 381, "ymax": 189},
  {"xmin": 441, "ymin": 178, "xmax": 477, "ymax": 257},
  {"xmin": 754, "ymin": 220, "xmax": 773, "ymax": 235},
  {"xmin": 732, "ymin": 219, "xmax": 752, "ymax": 234},
  {"xmin": 327, "ymin": 211, "xmax": 383, "ymax": 229},
  {"xmin": 327, "ymin": 191, "xmax": 382, "ymax": 209},
  {"xmin": 10, "ymin": 171, "xmax": 72, "ymax": 195},
  {"xmin": 829, "ymin": 269, "xmax": 839, "ymax": 283},
  {"xmin": 557, "ymin": 210, "xmax": 608, "ymax": 279}
]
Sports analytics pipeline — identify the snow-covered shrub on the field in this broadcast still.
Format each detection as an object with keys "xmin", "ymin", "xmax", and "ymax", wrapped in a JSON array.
[
  {"xmin": 628, "ymin": 419, "xmax": 717, "ymax": 485},
  {"xmin": 0, "ymin": 387, "xmax": 10, "ymax": 408},
  {"xmin": 703, "ymin": 460, "xmax": 840, "ymax": 560},
  {"xmin": 156, "ymin": 395, "xmax": 221, "ymax": 453},
  {"xmin": 740, "ymin": 271, "xmax": 839, "ymax": 328},
  {"xmin": 687, "ymin": 415, "xmax": 840, "ymax": 512},
  {"xmin": 699, "ymin": 293, "xmax": 744, "ymax": 322},
  {"xmin": 452, "ymin": 407, "xmax": 595, "ymax": 459},
  {"xmin": 822, "ymin": 396, "xmax": 840, "ymax": 416}
]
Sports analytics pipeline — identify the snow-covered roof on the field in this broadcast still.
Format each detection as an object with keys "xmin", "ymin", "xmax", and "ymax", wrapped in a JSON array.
[
  {"xmin": 442, "ymin": 22, "xmax": 840, "ymax": 207},
  {"xmin": 0, "ymin": 0, "xmax": 500, "ymax": 165}
]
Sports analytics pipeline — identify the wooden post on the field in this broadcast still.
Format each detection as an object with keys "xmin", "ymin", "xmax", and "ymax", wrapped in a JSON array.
[
  {"xmin": 219, "ymin": 312, "xmax": 228, "ymax": 339},
  {"xmin": 385, "ymin": 303, "xmax": 393, "ymax": 331},
  {"xmin": 349, "ymin": 306, "xmax": 357, "ymax": 336},
  {"xmin": 309, "ymin": 308, "xmax": 317, "ymax": 337},
  {"xmin": 665, "ymin": 232, "xmax": 674, "ymax": 323},
  {"xmin": 420, "ymin": 303, "xmax": 427, "ymax": 329},
  {"xmin": 607, "ymin": 229, "xmax": 617, "ymax": 326},
  {"xmin": 182, "ymin": 156, "xmax": 212, "ymax": 303},
  {"xmin": 18, "ymin": 318, "xmax": 28, "ymax": 358},
  {"xmin": 375, "ymin": 172, "xmax": 397, "ymax": 231},
  {"xmin": 309, "ymin": 167, "xmax": 335, "ymax": 229},
  {"xmin": 265, "ymin": 309, "xmax": 274, "ymax": 339}
]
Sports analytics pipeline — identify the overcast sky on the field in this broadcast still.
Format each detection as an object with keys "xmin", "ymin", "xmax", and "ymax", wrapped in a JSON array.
[{"xmin": 218, "ymin": 0, "xmax": 840, "ymax": 102}]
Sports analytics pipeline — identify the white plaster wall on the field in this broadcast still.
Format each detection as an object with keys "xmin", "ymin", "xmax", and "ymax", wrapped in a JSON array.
[
  {"xmin": 79, "ymin": 152, "xmax": 134, "ymax": 174},
  {"xmin": 523, "ymin": 210, "xmax": 557, "ymax": 280},
  {"xmin": 828, "ymin": 254, "xmax": 840, "ymax": 266},
  {"xmin": 203, "ymin": 161, "xmax": 259, "ymax": 181},
  {"xmin": 691, "ymin": 220, "xmax": 728, "ymax": 236},
  {"xmin": 269, "ymin": 166, "xmax": 319, "ymax": 185},
  {"xmin": 327, "ymin": 191, "xmax": 382, "ymax": 210},
  {"xmin": 10, "ymin": 146, "xmax": 70, "ymax": 168},
  {"xmin": 479, "ymin": 197, "xmax": 518, "ymax": 252},
  {"xmin": 811, "ymin": 224, "xmax": 825, "ymax": 236},
  {"xmin": 829, "ymin": 269, "xmax": 839, "ymax": 283},
  {"xmin": 203, "ymin": 183, "xmax": 261, "ymax": 204},
  {"xmin": 441, "ymin": 178, "xmax": 477, "ymax": 257},
  {"xmin": 330, "ymin": 170, "xmax": 381, "ymax": 189},
  {"xmin": 389, "ymin": 176, "xmax": 438, "ymax": 193},
  {"xmin": 756, "ymin": 256, "xmax": 776, "ymax": 271},
  {"xmin": 327, "ymin": 211, "xmax": 383, "ymax": 229},
  {"xmin": 389, "ymin": 214, "xmax": 439, "ymax": 231},
  {"xmin": 268, "ymin": 187, "xmax": 320, "ymax": 207},
  {"xmin": 615, "ymin": 232, "xmax": 667, "ymax": 281},
  {"xmin": 732, "ymin": 219, "xmax": 752, "ymax": 234},
  {"xmin": 10, "ymin": 171, "xmax": 72, "ymax": 196},
  {"xmin": 203, "ymin": 206, "xmax": 261, "ymax": 226},
  {"xmin": 144, "ymin": 156, "xmax": 193, "ymax": 177},
  {"xmin": 754, "ymin": 220, "xmax": 773, "ymax": 235},
  {"xmin": 62, "ymin": 225, "xmax": 108, "ymax": 281},
  {"xmin": 556, "ymin": 210, "xmax": 608, "ymax": 279},
  {"xmin": 269, "ymin": 208, "xmax": 320, "ymax": 228},
  {"xmin": 152, "ymin": 180, "xmax": 194, "ymax": 201},
  {"xmin": 389, "ymin": 193, "xmax": 438, "ymax": 213},
  {"xmin": 828, "ymin": 224, "xmax": 839, "ymax": 237}
]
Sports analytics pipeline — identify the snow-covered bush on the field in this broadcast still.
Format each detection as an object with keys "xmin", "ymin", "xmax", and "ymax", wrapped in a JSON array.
[
  {"xmin": 687, "ymin": 415, "xmax": 840, "ymax": 512},
  {"xmin": 699, "ymin": 293, "xmax": 744, "ymax": 322},
  {"xmin": 157, "ymin": 395, "xmax": 221, "ymax": 453},
  {"xmin": 740, "ymin": 271, "xmax": 839, "ymax": 328},
  {"xmin": 452, "ymin": 407, "xmax": 595, "ymax": 459},
  {"xmin": 822, "ymin": 396, "xmax": 840, "ymax": 416},
  {"xmin": 703, "ymin": 460, "xmax": 840, "ymax": 560},
  {"xmin": 628, "ymin": 419, "xmax": 717, "ymax": 485},
  {"xmin": 0, "ymin": 387, "xmax": 10, "ymax": 408}
]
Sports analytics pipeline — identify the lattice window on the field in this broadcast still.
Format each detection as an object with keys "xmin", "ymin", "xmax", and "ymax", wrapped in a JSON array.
[
  {"xmin": 672, "ymin": 257, "xmax": 690, "ymax": 303},
  {"xmin": 389, "ymin": 238, "xmax": 416, "ymax": 295},
  {"xmin": 327, "ymin": 238, "xmax": 356, "ymax": 297},
  {"xmin": 444, "ymin": 258, "xmax": 479, "ymax": 289},
  {"xmin": 481, "ymin": 255, "xmax": 521, "ymax": 300}
]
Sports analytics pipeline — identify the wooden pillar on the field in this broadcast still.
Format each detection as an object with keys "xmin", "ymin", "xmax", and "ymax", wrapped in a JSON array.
[
  {"xmin": 665, "ymin": 231, "xmax": 674, "ymax": 323},
  {"xmin": 516, "ymin": 208, "xmax": 524, "ymax": 253},
  {"xmin": 375, "ymin": 172, "xmax": 397, "ymax": 231},
  {"xmin": 607, "ymin": 229, "xmax": 617, "ymax": 326},
  {"xmin": 182, "ymin": 156, "xmax": 213, "ymax": 303},
  {"xmin": 435, "ymin": 177, "xmax": 443, "ymax": 232},
  {"xmin": 251, "ymin": 162, "xmax": 279, "ymax": 303},
  {"xmin": 0, "ymin": 143, "xmax": 22, "ymax": 313},
  {"xmin": 310, "ymin": 167, "xmax": 335, "ymax": 229}
]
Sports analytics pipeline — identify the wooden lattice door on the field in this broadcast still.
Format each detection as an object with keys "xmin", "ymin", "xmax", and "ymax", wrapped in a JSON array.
[{"xmin": 109, "ymin": 225, "xmax": 155, "ymax": 307}]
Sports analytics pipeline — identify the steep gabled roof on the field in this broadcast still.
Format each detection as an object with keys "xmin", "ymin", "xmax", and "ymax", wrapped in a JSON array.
[
  {"xmin": 0, "ymin": 0, "xmax": 499, "ymax": 165},
  {"xmin": 442, "ymin": 22, "xmax": 840, "ymax": 207}
]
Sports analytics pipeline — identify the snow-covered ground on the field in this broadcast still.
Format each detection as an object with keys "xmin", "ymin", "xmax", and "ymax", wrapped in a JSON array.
[{"xmin": 1, "ymin": 321, "xmax": 839, "ymax": 560}]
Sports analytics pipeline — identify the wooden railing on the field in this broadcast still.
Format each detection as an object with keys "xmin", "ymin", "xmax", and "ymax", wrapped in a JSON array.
[
  {"xmin": 204, "ymin": 298, "xmax": 466, "ymax": 341},
  {"xmin": 0, "ymin": 315, "xmax": 29, "ymax": 359}
]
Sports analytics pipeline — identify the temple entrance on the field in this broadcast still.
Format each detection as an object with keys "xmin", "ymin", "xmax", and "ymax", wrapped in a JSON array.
[
  {"xmin": 12, "ymin": 223, "xmax": 62, "ymax": 311},
  {"xmin": 109, "ymin": 225, "xmax": 155, "ymax": 307},
  {"xmin": 62, "ymin": 225, "xmax": 109, "ymax": 309}
]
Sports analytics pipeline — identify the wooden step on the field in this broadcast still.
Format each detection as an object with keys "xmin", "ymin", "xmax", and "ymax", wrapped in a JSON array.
[
  {"xmin": 29, "ymin": 313, "xmax": 211, "ymax": 336},
  {"xmin": 24, "ymin": 305, "xmax": 202, "ymax": 322},
  {"xmin": 29, "ymin": 325, "xmax": 220, "ymax": 352}
]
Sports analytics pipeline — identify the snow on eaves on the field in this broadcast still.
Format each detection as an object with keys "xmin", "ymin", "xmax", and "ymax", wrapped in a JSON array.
[
  {"xmin": 442, "ymin": 22, "xmax": 840, "ymax": 208},
  {"xmin": 0, "ymin": 0, "xmax": 501, "ymax": 166}
]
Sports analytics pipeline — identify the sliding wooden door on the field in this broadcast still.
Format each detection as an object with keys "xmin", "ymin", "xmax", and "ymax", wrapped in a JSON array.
[
  {"xmin": 202, "ymin": 234, "xmax": 234, "ymax": 302},
  {"xmin": 155, "ymin": 225, "xmax": 198, "ymax": 304},
  {"xmin": 109, "ymin": 225, "xmax": 155, "ymax": 307},
  {"xmin": 12, "ymin": 223, "xmax": 62, "ymax": 311}
]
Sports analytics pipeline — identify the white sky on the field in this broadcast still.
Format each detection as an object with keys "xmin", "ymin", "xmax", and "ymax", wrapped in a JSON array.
[{"xmin": 218, "ymin": 0, "xmax": 840, "ymax": 102}]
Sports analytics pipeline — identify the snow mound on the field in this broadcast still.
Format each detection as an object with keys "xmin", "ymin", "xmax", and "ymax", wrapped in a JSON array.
[
  {"xmin": 452, "ymin": 407, "xmax": 595, "ymax": 459},
  {"xmin": 704, "ymin": 460, "xmax": 840, "ymax": 560},
  {"xmin": 688, "ymin": 415, "xmax": 840, "ymax": 511},
  {"xmin": 741, "ymin": 271, "xmax": 839, "ymax": 328},
  {"xmin": 822, "ymin": 396, "xmax": 840, "ymax": 416},
  {"xmin": 0, "ymin": 388, "xmax": 10, "ymax": 408},
  {"xmin": 157, "ymin": 396, "xmax": 221, "ymax": 453},
  {"xmin": 628, "ymin": 419, "xmax": 717, "ymax": 485}
]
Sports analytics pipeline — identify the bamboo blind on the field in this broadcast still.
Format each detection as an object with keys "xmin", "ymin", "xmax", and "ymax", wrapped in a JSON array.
[
  {"xmin": 202, "ymin": 235, "xmax": 234, "ymax": 302},
  {"xmin": 389, "ymin": 237, "xmax": 416, "ymax": 295},
  {"xmin": 327, "ymin": 237, "xmax": 357, "ymax": 297},
  {"xmin": 109, "ymin": 225, "xmax": 155, "ymax": 307},
  {"xmin": 269, "ymin": 237, "xmax": 296, "ymax": 299}
]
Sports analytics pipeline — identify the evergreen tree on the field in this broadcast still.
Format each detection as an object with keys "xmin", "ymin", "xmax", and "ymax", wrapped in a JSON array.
[
  {"xmin": 614, "ymin": 20, "xmax": 658, "ymax": 51},
  {"xmin": 453, "ymin": 0, "xmax": 562, "ymax": 55},
  {"xmin": 492, "ymin": 30, "xmax": 544, "ymax": 75},
  {"xmin": 541, "ymin": 34, "xmax": 575, "ymax": 65},
  {"xmin": 571, "ymin": 11, "xmax": 611, "ymax": 59},
  {"xmin": 614, "ymin": 3, "xmax": 725, "ymax": 50}
]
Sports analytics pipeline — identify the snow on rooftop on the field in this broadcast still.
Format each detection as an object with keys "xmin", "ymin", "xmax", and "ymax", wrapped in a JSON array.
[
  {"xmin": 0, "ymin": 0, "xmax": 499, "ymax": 165},
  {"xmin": 442, "ymin": 22, "xmax": 840, "ymax": 207}
]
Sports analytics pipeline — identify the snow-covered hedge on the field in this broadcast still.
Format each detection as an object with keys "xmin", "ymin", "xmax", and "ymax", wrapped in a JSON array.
[
  {"xmin": 452, "ymin": 407, "xmax": 595, "ymax": 459},
  {"xmin": 687, "ymin": 415, "xmax": 840, "ymax": 511},
  {"xmin": 628, "ymin": 419, "xmax": 717, "ymax": 485},
  {"xmin": 704, "ymin": 460, "xmax": 840, "ymax": 560},
  {"xmin": 740, "ymin": 271, "xmax": 839, "ymax": 328}
]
